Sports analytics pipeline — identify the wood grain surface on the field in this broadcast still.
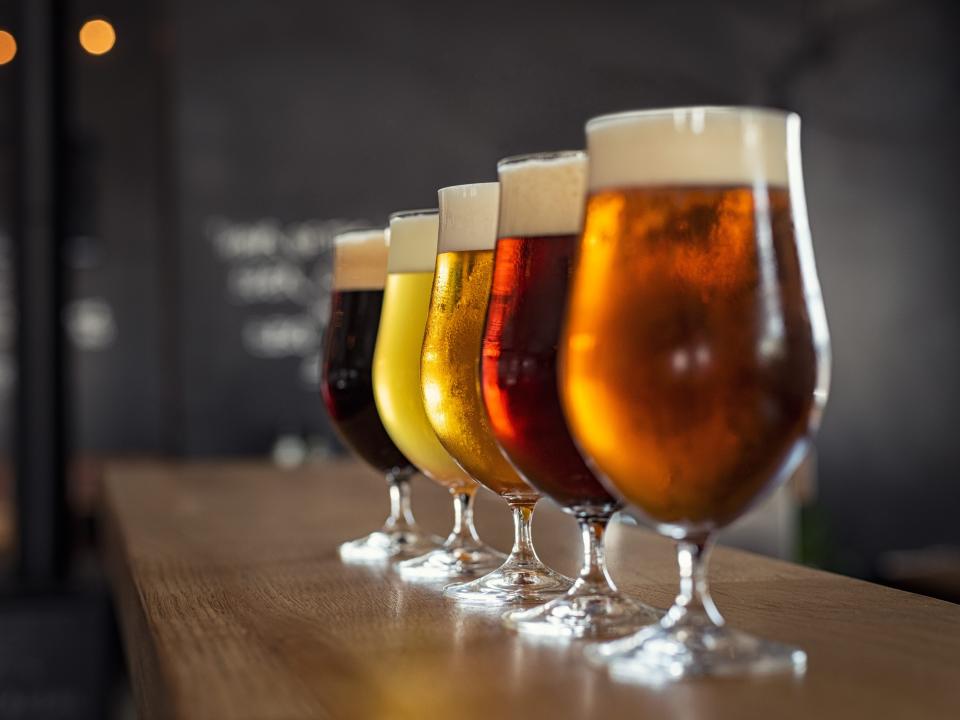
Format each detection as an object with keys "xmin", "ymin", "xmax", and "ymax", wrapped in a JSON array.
[{"xmin": 102, "ymin": 460, "xmax": 960, "ymax": 720}]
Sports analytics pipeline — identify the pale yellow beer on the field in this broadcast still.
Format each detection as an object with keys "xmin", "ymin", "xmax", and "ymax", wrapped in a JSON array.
[
  {"xmin": 373, "ymin": 211, "xmax": 475, "ymax": 493},
  {"xmin": 421, "ymin": 184, "xmax": 537, "ymax": 502}
]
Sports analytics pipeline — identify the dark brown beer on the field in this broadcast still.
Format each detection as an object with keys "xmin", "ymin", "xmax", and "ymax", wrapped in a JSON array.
[{"xmin": 321, "ymin": 289, "xmax": 413, "ymax": 476}]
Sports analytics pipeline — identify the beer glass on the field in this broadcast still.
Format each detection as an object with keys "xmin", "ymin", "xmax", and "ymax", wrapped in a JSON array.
[
  {"xmin": 561, "ymin": 107, "xmax": 830, "ymax": 679},
  {"xmin": 482, "ymin": 151, "xmax": 658, "ymax": 638},
  {"xmin": 421, "ymin": 182, "xmax": 570, "ymax": 604},
  {"xmin": 321, "ymin": 228, "xmax": 442, "ymax": 563},
  {"xmin": 373, "ymin": 209, "xmax": 504, "ymax": 581}
]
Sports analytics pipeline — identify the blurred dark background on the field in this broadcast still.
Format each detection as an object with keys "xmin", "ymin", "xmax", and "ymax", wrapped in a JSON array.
[{"xmin": 0, "ymin": 0, "xmax": 957, "ymax": 717}]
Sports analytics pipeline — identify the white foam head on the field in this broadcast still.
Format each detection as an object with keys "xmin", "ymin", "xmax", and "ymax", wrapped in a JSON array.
[
  {"xmin": 437, "ymin": 182, "xmax": 500, "ymax": 253},
  {"xmin": 387, "ymin": 209, "xmax": 439, "ymax": 273},
  {"xmin": 497, "ymin": 151, "xmax": 587, "ymax": 238},
  {"xmin": 332, "ymin": 228, "xmax": 388, "ymax": 290},
  {"xmin": 586, "ymin": 107, "xmax": 795, "ymax": 191}
]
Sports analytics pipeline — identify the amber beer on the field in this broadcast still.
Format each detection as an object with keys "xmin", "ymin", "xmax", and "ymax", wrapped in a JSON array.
[
  {"xmin": 481, "ymin": 152, "xmax": 617, "ymax": 514},
  {"xmin": 565, "ymin": 107, "xmax": 830, "ymax": 679},
  {"xmin": 562, "ymin": 109, "xmax": 830, "ymax": 534},
  {"xmin": 560, "ymin": 107, "xmax": 830, "ymax": 684}
]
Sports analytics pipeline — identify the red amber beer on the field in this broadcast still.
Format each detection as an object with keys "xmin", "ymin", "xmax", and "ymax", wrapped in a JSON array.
[
  {"xmin": 483, "ymin": 151, "xmax": 657, "ymax": 638},
  {"xmin": 482, "ymin": 153, "xmax": 616, "ymax": 514}
]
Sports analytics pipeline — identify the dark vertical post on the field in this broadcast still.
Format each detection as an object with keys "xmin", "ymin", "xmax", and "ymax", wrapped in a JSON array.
[
  {"xmin": 157, "ymin": 0, "xmax": 184, "ymax": 456},
  {"xmin": 14, "ymin": 0, "xmax": 68, "ymax": 582}
]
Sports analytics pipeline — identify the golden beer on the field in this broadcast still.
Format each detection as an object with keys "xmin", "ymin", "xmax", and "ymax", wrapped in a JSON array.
[
  {"xmin": 374, "ymin": 268, "xmax": 474, "ymax": 493},
  {"xmin": 429, "ymin": 182, "xmax": 567, "ymax": 604},
  {"xmin": 421, "ymin": 249, "xmax": 535, "ymax": 501},
  {"xmin": 421, "ymin": 183, "xmax": 536, "ymax": 503}
]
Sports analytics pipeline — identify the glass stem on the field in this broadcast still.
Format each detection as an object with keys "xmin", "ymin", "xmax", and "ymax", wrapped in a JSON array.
[
  {"xmin": 385, "ymin": 472, "xmax": 416, "ymax": 529},
  {"xmin": 446, "ymin": 489, "xmax": 481, "ymax": 546},
  {"xmin": 667, "ymin": 536, "xmax": 724, "ymax": 627},
  {"xmin": 505, "ymin": 499, "xmax": 541, "ymax": 566},
  {"xmin": 573, "ymin": 516, "xmax": 617, "ymax": 595}
]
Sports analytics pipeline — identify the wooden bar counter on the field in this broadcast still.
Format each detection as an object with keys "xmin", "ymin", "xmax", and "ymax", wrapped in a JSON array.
[{"xmin": 102, "ymin": 460, "xmax": 960, "ymax": 719}]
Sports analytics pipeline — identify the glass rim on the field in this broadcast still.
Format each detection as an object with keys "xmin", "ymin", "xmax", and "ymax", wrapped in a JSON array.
[
  {"xmin": 586, "ymin": 106, "xmax": 796, "ymax": 132},
  {"xmin": 332, "ymin": 226, "xmax": 385, "ymax": 242},
  {"xmin": 497, "ymin": 150, "xmax": 586, "ymax": 169},
  {"xmin": 437, "ymin": 181, "xmax": 499, "ymax": 194},
  {"xmin": 389, "ymin": 208, "xmax": 438, "ymax": 222}
]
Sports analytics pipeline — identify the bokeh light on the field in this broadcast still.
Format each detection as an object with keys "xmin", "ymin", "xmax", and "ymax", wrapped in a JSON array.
[
  {"xmin": 0, "ymin": 29, "xmax": 16, "ymax": 65},
  {"xmin": 79, "ymin": 18, "xmax": 116, "ymax": 56}
]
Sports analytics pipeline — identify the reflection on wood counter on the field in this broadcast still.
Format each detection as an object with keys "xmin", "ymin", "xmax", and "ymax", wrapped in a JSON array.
[{"xmin": 102, "ymin": 460, "xmax": 960, "ymax": 720}]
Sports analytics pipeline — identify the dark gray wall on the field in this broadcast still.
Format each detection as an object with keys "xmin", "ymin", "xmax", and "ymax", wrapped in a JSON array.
[
  {"xmin": 67, "ymin": 0, "xmax": 168, "ymax": 453},
  {"xmin": 788, "ymin": 2, "xmax": 960, "ymax": 572},
  {"xmin": 0, "ymin": 4, "xmax": 17, "ymax": 517}
]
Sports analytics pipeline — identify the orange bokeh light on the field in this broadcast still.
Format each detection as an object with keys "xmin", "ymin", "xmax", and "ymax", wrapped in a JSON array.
[
  {"xmin": 0, "ymin": 29, "xmax": 16, "ymax": 65},
  {"xmin": 79, "ymin": 18, "xmax": 116, "ymax": 56}
]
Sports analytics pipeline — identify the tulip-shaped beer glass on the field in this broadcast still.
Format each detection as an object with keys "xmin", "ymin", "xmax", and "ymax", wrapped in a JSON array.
[
  {"xmin": 481, "ymin": 151, "xmax": 658, "ymax": 638},
  {"xmin": 321, "ymin": 229, "xmax": 441, "ymax": 563},
  {"xmin": 373, "ymin": 210, "xmax": 504, "ymax": 580},
  {"xmin": 561, "ymin": 108, "xmax": 830, "ymax": 679},
  {"xmin": 422, "ymin": 183, "xmax": 570, "ymax": 605}
]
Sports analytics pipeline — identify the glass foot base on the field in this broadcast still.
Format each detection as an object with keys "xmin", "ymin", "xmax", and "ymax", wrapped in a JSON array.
[
  {"xmin": 338, "ymin": 527, "xmax": 443, "ymax": 564},
  {"xmin": 397, "ymin": 544, "xmax": 507, "ymax": 582},
  {"xmin": 503, "ymin": 590, "xmax": 661, "ymax": 640},
  {"xmin": 586, "ymin": 618, "xmax": 807, "ymax": 683},
  {"xmin": 443, "ymin": 561, "xmax": 572, "ymax": 606}
]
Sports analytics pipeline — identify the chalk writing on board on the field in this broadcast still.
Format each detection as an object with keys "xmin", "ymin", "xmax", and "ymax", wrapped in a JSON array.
[{"xmin": 205, "ymin": 216, "xmax": 370, "ymax": 388}]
